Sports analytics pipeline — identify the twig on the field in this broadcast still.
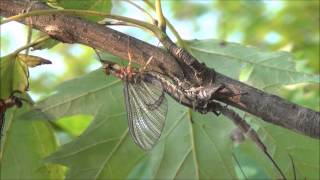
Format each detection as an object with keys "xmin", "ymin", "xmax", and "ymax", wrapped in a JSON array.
[
  {"xmin": 155, "ymin": 0, "xmax": 166, "ymax": 32},
  {"xmin": 0, "ymin": 8, "xmax": 164, "ymax": 39},
  {"xmin": 13, "ymin": 35, "xmax": 50, "ymax": 54},
  {"xmin": 24, "ymin": 1, "xmax": 37, "ymax": 56},
  {"xmin": 143, "ymin": 0, "xmax": 186, "ymax": 48},
  {"xmin": 125, "ymin": 0, "xmax": 155, "ymax": 24},
  {"xmin": 210, "ymin": 102, "xmax": 287, "ymax": 180}
]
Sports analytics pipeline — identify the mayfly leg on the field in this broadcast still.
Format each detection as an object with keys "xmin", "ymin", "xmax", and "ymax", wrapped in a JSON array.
[
  {"xmin": 141, "ymin": 56, "xmax": 154, "ymax": 72},
  {"xmin": 128, "ymin": 36, "xmax": 155, "ymax": 73},
  {"xmin": 127, "ymin": 38, "xmax": 133, "ymax": 69},
  {"xmin": 127, "ymin": 50, "xmax": 132, "ymax": 68}
]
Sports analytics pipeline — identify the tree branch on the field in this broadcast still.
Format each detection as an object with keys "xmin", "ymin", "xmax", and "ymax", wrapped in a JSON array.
[{"xmin": 1, "ymin": 0, "xmax": 319, "ymax": 139}]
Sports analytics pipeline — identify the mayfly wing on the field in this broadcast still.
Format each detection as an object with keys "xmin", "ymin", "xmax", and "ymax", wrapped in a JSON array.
[{"xmin": 124, "ymin": 76, "xmax": 167, "ymax": 150}]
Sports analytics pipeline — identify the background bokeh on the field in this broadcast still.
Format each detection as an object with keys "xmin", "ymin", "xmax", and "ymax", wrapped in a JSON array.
[{"xmin": 1, "ymin": 0, "xmax": 319, "ymax": 136}]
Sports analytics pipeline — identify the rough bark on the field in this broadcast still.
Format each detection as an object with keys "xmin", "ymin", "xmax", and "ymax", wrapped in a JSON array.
[{"xmin": 1, "ymin": 0, "xmax": 319, "ymax": 139}]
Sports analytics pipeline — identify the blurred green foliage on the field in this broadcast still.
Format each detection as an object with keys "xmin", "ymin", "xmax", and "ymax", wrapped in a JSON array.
[
  {"xmin": 169, "ymin": 1, "xmax": 319, "ymax": 73},
  {"xmin": 214, "ymin": 1, "xmax": 319, "ymax": 73},
  {"xmin": 1, "ymin": 1, "xmax": 319, "ymax": 179}
]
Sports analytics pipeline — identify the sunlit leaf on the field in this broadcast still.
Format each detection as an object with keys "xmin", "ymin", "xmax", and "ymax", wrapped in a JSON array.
[
  {"xmin": 17, "ymin": 54, "xmax": 52, "ymax": 67},
  {"xmin": 56, "ymin": 115, "xmax": 93, "ymax": 136},
  {"xmin": 187, "ymin": 39, "xmax": 319, "ymax": 90},
  {"xmin": 0, "ymin": 53, "xmax": 29, "ymax": 99}
]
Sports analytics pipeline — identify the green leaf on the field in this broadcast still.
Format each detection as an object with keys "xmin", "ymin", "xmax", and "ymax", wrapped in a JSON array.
[
  {"xmin": 56, "ymin": 0, "xmax": 112, "ymax": 22},
  {"xmin": 0, "ymin": 54, "xmax": 29, "ymax": 99},
  {"xmin": 0, "ymin": 96, "xmax": 64, "ymax": 179},
  {"xmin": 28, "ymin": 39, "xmax": 319, "ymax": 179},
  {"xmin": 33, "ymin": 69, "xmax": 237, "ymax": 179},
  {"xmin": 235, "ymin": 116, "xmax": 320, "ymax": 179},
  {"xmin": 232, "ymin": 141, "xmax": 275, "ymax": 178},
  {"xmin": 17, "ymin": 54, "xmax": 52, "ymax": 68},
  {"xmin": 32, "ymin": 70, "xmax": 122, "ymax": 118},
  {"xmin": 187, "ymin": 39, "xmax": 319, "ymax": 89},
  {"xmin": 56, "ymin": 115, "xmax": 93, "ymax": 136},
  {"xmin": 186, "ymin": 39, "xmax": 319, "ymax": 178}
]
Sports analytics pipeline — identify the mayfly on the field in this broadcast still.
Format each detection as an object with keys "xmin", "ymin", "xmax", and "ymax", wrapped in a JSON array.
[{"xmin": 101, "ymin": 50, "xmax": 168, "ymax": 150}]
